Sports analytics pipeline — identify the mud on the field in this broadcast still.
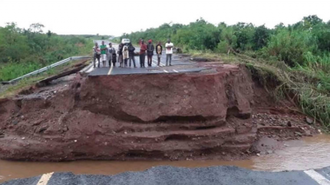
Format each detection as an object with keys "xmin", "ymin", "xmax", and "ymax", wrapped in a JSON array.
[
  {"xmin": 0, "ymin": 63, "xmax": 318, "ymax": 161},
  {"xmin": 1, "ymin": 134, "xmax": 330, "ymax": 183}
]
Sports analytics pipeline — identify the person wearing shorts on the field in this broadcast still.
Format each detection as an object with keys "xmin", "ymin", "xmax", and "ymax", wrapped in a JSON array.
[{"xmin": 100, "ymin": 41, "xmax": 107, "ymax": 67}]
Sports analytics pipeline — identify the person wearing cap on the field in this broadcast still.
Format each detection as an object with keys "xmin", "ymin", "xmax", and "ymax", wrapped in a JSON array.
[
  {"xmin": 156, "ymin": 41, "xmax": 163, "ymax": 66},
  {"xmin": 147, "ymin": 39, "xmax": 154, "ymax": 67}
]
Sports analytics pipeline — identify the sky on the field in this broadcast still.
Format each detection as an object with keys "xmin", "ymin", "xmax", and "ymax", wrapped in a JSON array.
[{"xmin": 1, "ymin": 0, "xmax": 329, "ymax": 36}]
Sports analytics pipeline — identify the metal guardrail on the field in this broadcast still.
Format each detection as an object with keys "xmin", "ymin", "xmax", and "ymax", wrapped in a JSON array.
[{"xmin": 4, "ymin": 56, "xmax": 91, "ymax": 84}]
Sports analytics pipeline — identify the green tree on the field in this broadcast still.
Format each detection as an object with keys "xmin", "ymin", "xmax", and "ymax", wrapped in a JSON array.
[
  {"xmin": 252, "ymin": 25, "xmax": 270, "ymax": 50},
  {"xmin": 264, "ymin": 29, "xmax": 316, "ymax": 66},
  {"xmin": 47, "ymin": 30, "xmax": 52, "ymax": 37}
]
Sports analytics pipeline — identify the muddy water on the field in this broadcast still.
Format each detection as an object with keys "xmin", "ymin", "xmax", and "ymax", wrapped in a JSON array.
[{"xmin": 1, "ymin": 134, "xmax": 330, "ymax": 183}]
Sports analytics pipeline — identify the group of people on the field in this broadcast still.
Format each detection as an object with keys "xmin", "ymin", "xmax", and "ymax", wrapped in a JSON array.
[{"xmin": 92, "ymin": 39, "xmax": 174, "ymax": 68}]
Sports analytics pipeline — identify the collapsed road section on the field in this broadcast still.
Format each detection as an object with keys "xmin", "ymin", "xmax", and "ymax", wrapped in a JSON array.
[{"xmin": 0, "ymin": 63, "xmax": 318, "ymax": 161}]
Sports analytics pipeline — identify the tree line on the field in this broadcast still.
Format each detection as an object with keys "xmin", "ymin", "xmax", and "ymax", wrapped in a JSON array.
[
  {"xmin": 122, "ymin": 15, "xmax": 330, "ymax": 68},
  {"xmin": 0, "ymin": 23, "xmax": 92, "ymax": 81}
]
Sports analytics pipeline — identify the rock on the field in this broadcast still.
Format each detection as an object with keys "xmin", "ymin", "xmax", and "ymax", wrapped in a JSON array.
[
  {"xmin": 38, "ymin": 127, "xmax": 48, "ymax": 133},
  {"xmin": 266, "ymin": 150, "xmax": 273, "ymax": 154},
  {"xmin": 63, "ymin": 126, "xmax": 68, "ymax": 131},
  {"xmin": 21, "ymin": 137, "xmax": 25, "ymax": 140},
  {"xmin": 305, "ymin": 117, "xmax": 313, "ymax": 125},
  {"xmin": 74, "ymin": 140, "xmax": 77, "ymax": 143},
  {"xmin": 12, "ymin": 120, "xmax": 19, "ymax": 125},
  {"xmin": 287, "ymin": 121, "xmax": 292, "ymax": 127},
  {"xmin": 295, "ymin": 132, "xmax": 302, "ymax": 136}
]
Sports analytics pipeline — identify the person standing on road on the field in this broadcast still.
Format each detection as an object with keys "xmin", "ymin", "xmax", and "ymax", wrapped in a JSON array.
[
  {"xmin": 147, "ymin": 39, "xmax": 154, "ymax": 67},
  {"xmin": 112, "ymin": 46, "xmax": 117, "ymax": 67},
  {"xmin": 118, "ymin": 43, "xmax": 124, "ymax": 67},
  {"xmin": 122, "ymin": 44, "xmax": 129, "ymax": 67},
  {"xmin": 139, "ymin": 39, "xmax": 147, "ymax": 68},
  {"xmin": 165, "ymin": 39, "xmax": 174, "ymax": 66},
  {"xmin": 108, "ymin": 43, "xmax": 116, "ymax": 67},
  {"xmin": 156, "ymin": 41, "xmax": 163, "ymax": 66},
  {"xmin": 93, "ymin": 43, "xmax": 101, "ymax": 68},
  {"xmin": 100, "ymin": 41, "xmax": 107, "ymax": 67},
  {"xmin": 128, "ymin": 43, "xmax": 136, "ymax": 68}
]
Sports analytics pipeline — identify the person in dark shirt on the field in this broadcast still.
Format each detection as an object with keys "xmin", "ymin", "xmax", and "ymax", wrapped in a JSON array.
[
  {"xmin": 108, "ymin": 43, "xmax": 116, "ymax": 67},
  {"xmin": 147, "ymin": 39, "xmax": 154, "ymax": 67},
  {"xmin": 128, "ymin": 43, "xmax": 136, "ymax": 68},
  {"xmin": 118, "ymin": 43, "xmax": 124, "ymax": 67}
]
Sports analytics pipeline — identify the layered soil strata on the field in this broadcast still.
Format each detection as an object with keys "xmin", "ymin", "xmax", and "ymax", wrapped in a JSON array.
[{"xmin": 0, "ymin": 64, "xmax": 317, "ymax": 161}]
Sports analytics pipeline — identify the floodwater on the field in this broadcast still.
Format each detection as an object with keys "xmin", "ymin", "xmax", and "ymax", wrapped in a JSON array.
[{"xmin": 1, "ymin": 134, "xmax": 330, "ymax": 183}]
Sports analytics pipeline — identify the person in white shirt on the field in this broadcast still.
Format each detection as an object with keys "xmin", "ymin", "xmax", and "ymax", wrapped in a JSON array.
[
  {"xmin": 92, "ymin": 43, "xmax": 101, "ymax": 68},
  {"xmin": 122, "ymin": 44, "xmax": 129, "ymax": 67},
  {"xmin": 165, "ymin": 39, "xmax": 174, "ymax": 66}
]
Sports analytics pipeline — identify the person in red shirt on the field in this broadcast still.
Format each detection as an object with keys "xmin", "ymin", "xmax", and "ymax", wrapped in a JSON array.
[{"xmin": 139, "ymin": 39, "xmax": 147, "ymax": 68}]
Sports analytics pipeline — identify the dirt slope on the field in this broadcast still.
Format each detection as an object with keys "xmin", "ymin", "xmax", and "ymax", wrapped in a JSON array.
[{"xmin": 0, "ymin": 64, "xmax": 318, "ymax": 161}]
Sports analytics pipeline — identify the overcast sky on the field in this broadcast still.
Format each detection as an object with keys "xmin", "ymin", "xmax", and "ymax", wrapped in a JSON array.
[{"xmin": 1, "ymin": 0, "xmax": 329, "ymax": 36}]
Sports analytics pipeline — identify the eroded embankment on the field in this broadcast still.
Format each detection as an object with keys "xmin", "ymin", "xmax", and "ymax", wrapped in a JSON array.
[{"xmin": 0, "ymin": 64, "xmax": 317, "ymax": 161}]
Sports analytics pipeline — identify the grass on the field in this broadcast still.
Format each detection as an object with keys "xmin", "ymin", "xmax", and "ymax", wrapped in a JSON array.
[
  {"xmin": 0, "ymin": 61, "xmax": 43, "ymax": 81},
  {"xmin": 0, "ymin": 59, "xmax": 90, "ymax": 98},
  {"xmin": 189, "ymin": 51, "xmax": 330, "ymax": 132}
]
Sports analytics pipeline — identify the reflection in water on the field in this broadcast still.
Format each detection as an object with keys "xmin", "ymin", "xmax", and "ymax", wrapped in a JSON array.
[{"xmin": 0, "ymin": 134, "xmax": 330, "ymax": 183}]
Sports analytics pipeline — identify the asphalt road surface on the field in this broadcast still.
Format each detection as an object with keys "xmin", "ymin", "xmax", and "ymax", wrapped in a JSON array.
[
  {"xmin": 2, "ymin": 166, "xmax": 330, "ymax": 185},
  {"xmin": 88, "ymin": 40, "xmax": 204, "ymax": 76}
]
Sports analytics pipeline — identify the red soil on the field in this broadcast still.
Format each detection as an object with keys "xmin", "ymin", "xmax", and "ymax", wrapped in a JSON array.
[{"xmin": 0, "ymin": 64, "xmax": 318, "ymax": 161}]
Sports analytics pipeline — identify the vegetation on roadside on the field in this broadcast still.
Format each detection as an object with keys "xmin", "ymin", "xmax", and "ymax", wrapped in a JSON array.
[
  {"xmin": 122, "ymin": 15, "xmax": 330, "ymax": 131},
  {"xmin": 0, "ymin": 59, "xmax": 89, "ymax": 98},
  {"xmin": 0, "ymin": 23, "xmax": 93, "ymax": 81}
]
